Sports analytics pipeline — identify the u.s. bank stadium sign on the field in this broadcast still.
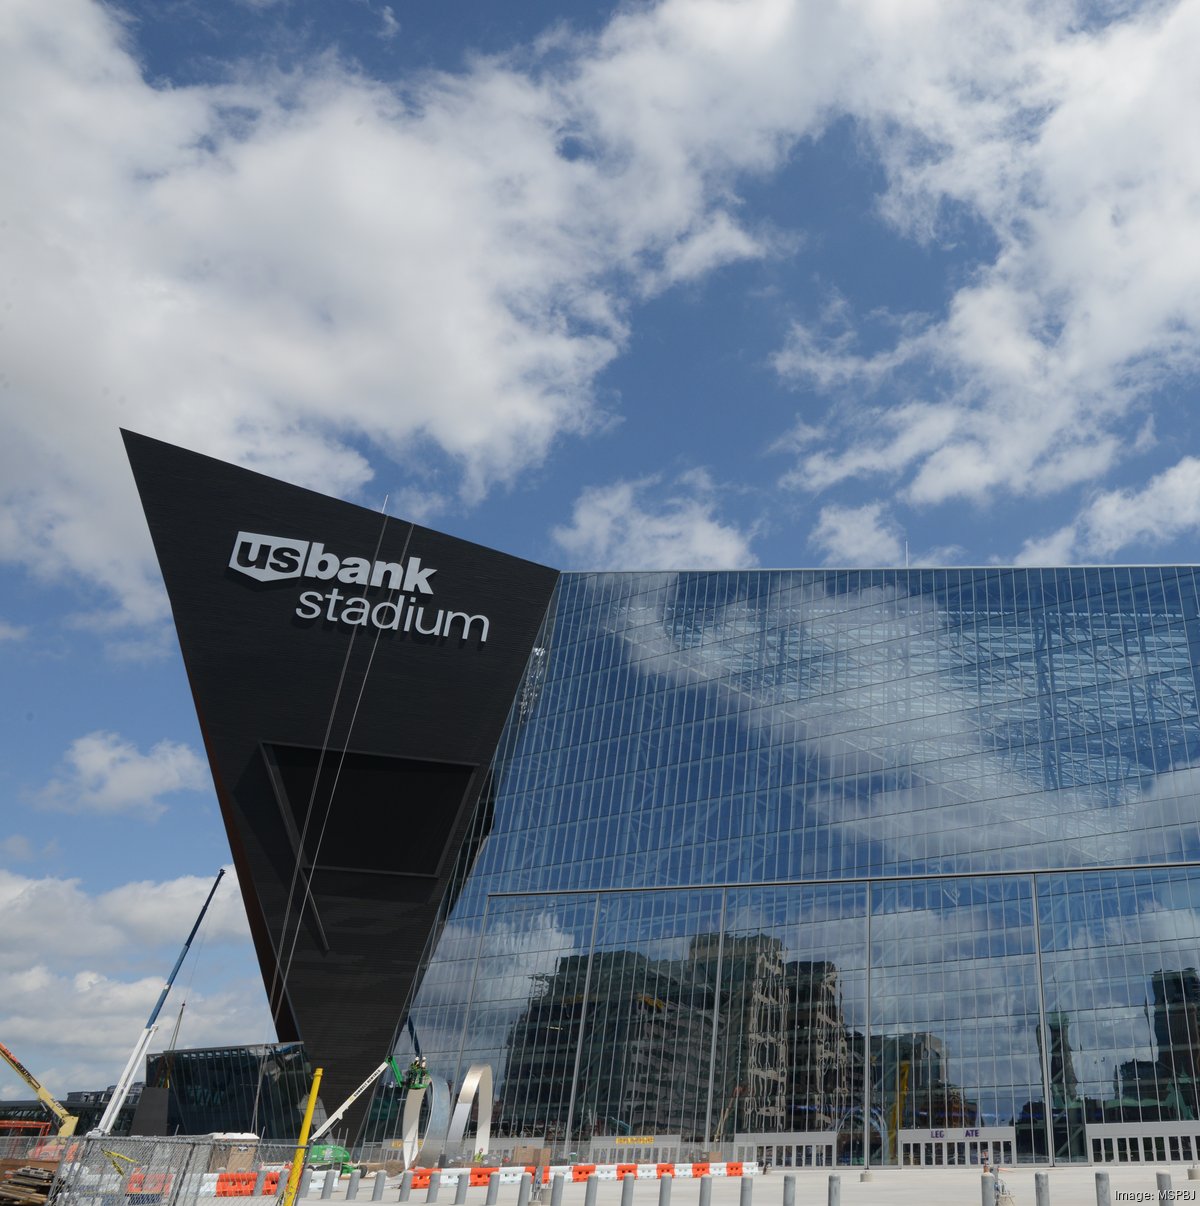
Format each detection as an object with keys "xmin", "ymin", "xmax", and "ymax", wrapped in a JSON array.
[{"xmin": 230, "ymin": 530, "xmax": 491, "ymax": 641}]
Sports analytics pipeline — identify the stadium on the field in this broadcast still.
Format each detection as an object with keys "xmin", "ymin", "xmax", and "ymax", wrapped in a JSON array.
[{"xmin": 127, "ymin": 432, "xmax": 1200, "ymax": 1170}]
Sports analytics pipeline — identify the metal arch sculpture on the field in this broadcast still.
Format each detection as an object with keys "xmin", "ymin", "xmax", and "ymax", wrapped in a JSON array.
[
  {"xmin": 401, "ymin": 1076, "xmax": 452, "ymax": 1168},
  {"xmin": 444, "ymin": 1064, "xmax": 493, "ymax": 1158}
]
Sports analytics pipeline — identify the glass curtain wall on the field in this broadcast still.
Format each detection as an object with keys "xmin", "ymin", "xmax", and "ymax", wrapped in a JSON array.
[
  {"xmin": 395, "ymin": 876, "xmax": 1200, "ymax": 1165},
  {"xmin": 379, "ymin": 566, "xmax": 1200, "ymax": 1164}
]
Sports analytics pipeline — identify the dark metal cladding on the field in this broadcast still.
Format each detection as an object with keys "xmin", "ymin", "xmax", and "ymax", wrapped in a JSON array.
[{"xmin": 122, "ymin": 430, "xmax": 559, "ymax": 1130}]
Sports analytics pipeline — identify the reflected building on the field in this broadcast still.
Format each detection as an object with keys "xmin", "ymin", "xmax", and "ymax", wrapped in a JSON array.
[
  {"xmin": 783, "ymin": 962, "xmax": 853, "ymax": 1129},
  {"xmin": 691, "ymin": 934, "xmax": 788, "ymax": 1137},
  {"xmin": 1152, "ymin": 969, "xmax": 1200, "ymax": 1107},
  {"xmin": 1109, "ymin": 968, "xmax": 1200, "ymax": 1124},
  {"xmin": 498, "ymin": 951, "xmax": 713, "ymax": 1140},
  {"xmin": 143, "ymin": 1043, "xmax": 315, "ymax": 1142}
]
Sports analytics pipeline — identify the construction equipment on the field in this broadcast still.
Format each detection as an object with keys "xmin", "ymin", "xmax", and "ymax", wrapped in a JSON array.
[
  {"xmin": 282, "ymin": 1067, "xmax": 323, "ymax": 1206},
  {"xmin": 887, "ymin": 1061, "xmax": 910, "ymax": 1156},
  {"xmin": 92, "ymin": 868, "xmax": 226, "ymax": 1136},
  {"xmin": 0, "ymin": 1042, "xmax": 78, "ymax": 1137},
  {"xmin": 0, "ymin": 1122, "xmax": 49, "ymax": 1140},
  {"xmin": 712, "ymin": 1084, "xmax": 744, "ymax": 1143},
  {"xmin": 308, "ymin": 1056, "xmax": 404, "ymax": 1143}
]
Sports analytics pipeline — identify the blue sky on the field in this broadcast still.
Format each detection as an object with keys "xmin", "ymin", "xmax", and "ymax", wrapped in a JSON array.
[{"xmin": 3, "ymin": 0, "xmax": 1200, "ymax": 1100}]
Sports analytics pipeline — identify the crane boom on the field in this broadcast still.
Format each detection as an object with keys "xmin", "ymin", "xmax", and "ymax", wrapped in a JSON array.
[
  {"xmin": 309, "ymin": 1057, "xmax": 404, "ymax": 1143},
  {"xmin": 92, "ymin": 867, "xmax": 226, "ymax": 1136},
  {"xmin": 0, "ymin": 1041, "xmax": 79, "ymax": 1136}
]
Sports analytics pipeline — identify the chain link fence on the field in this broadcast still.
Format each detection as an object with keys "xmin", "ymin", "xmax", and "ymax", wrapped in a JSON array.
[
  {"xmin": 46, "ymin": 1135, "xmax": 303, "ymax": 1206},
  {"xmin": 11, "ymin": 1132, "xmax": 473, "ymax": 1206},
  {"xmin": 1, "ymin": 1135, "xmax": 57, "ymax": 1163}
]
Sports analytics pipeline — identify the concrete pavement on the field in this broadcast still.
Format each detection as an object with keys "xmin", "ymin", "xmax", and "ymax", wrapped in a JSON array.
[{"xmin": 300, "ymin": 1166, "xmax": 1200, "ymax": 1206}]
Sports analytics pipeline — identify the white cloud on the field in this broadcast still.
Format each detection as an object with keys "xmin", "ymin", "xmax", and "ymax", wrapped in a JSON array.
[
  {"xmin": 1014, "ymin": 523, "xmax": 1083, "ymax": 566},
  {"xmin": 786, "ymin": 402, "xmax": 962, "ymax": 493},
  {"xmin": 0, "ymin": 866, "xmax": 267, "ymax": 1096},
  {"xmin": 2, "ymin": 0, "xmax": 800, "ymax": 633},
  {"xmin": 809, "ymin": 501, "xmax": 903, "ymax": 566},
  {"xmin": 1017, "ymin": 455, "xmax": 1200, "ymax": 563},
  {"xmin": 552, "ymin": 473, "xmax": 758, "ymax": 569},
  {"xmin": 1077, "ymin": 456, "xmax": 1200, "ymax": 556},
  {"xmin": 3, "ymin": 0, "xmax": 1197, "ymax": 622},
  {"xmin": 771, "ymin": 0, "xmax": 1200, "ymax": 512},
  {"xmin": 378, "ymin": 6, "xmax": 400, "ymax": 40},
  {"xmin": 649, "ymin": 211, "xmax": 768, "ymax": 291},
  {"xmin": 34, "ymin": 730, "xmax": 208, "ymax": 818},
  {"xmin": 0, "ymin": 618, "xmax": 29, "ymax": 642},
  {"xmin": 0, "ymin": 867, "xmax": 252, "ymax": 970}
]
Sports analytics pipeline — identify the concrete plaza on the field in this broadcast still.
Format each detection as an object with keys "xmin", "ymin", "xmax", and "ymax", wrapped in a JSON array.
[{"xmin": 297, "ymin": 1167, "xmax": 1200, "ymax": 1206}]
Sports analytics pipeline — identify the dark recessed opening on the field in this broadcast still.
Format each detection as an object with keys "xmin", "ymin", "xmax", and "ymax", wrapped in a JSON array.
[{"xmin": 262, "ymin": 744, "xmax": 476, "ymax": 876}]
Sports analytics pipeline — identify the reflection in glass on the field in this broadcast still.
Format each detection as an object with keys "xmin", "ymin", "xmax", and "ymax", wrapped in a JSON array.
[{"xmin": 371, "ymin": 568, "xmax": 1200, "ymax": 1166}]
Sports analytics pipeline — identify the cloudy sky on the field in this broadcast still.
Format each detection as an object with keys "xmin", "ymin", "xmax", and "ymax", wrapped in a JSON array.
[{"xmin": 4, "ymin": 0, "xmax": 1200, "ymax": 1101}]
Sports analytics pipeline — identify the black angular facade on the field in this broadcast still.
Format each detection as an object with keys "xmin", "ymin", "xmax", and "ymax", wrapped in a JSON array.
[{"xmin": 124, "ymin": 432, "xmax": 558, "ymax": 1126}]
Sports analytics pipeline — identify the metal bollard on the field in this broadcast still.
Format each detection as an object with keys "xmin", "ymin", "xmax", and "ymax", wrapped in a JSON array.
[
  {"xmin": 699, "ymin": 1174, "xmax": 712, "ymax": 1206},
  {"xmin": 299, "ymin": 1170, "xmax": 313, "ymax": 1200},
  {"xmin": 739, "ymin": 1174, "xmax": 752, "ymax": 1206},
  {"xmin": 1035, "ymin": 1171, "xmax": 1049, "ymax": 1206},
  {"xmin": 551, "ymin": 1174, "xmax": 565, "ymax": 1206},
  {"xmin": 400, "ymin": 1172, "xmax": 414, "ymax": 1203},
  {"xmin": 322, "ymin": 1170, "xmax": 335, "ymax": 1200},
  {"xmin": 253, "ymin": 1170, "xmax": 267, "ymax": 1196},
  {"xmin": 1095, "ymin": 1171, "xmax": 1111, "ymax": 1206},
  {"xmin": 1158, "ymin": 1172, "xmax": 1173, "ymax": 1198},
  {"xmin": 621, "ymin": 1173, "xmax": 635, "ymax": 1206},
  {"xmin": 980, "ymin": 1174, "xmax": 994, "ymax": 1206},
  {"xmin": 658, "ymin": 1174, "xmax": 672, "ymax": 1206},
  {"xmin": 486, "ymin": 1175, "xmax": 499, "ymax": 1206},
  {"xmin": 428, "ymin": 1173, "xmax": 442, "ymax": 1204},
  {"xmin": 826, "ymin": 1174, "xmax": 840, "ymax": 1206},
  {"xmin": 373, "ymin": 1172, "xmax": 387, "ymax": 1201},
  {"xmin": 454, "ymin": 1175, "xmax": 468, "ymax": 1205},
  {"xmin": 517, "ymin": 1172, "xmax": 532, "ymax": 1206},
  {"xmin": 348, "ymin": 1170, "xmax": 362, "ymax": 1200},
  {"xmin": 782, "ymin": 1175, "xmax": 795, "ymax": 1206},
  {"xmin": 584, "ymin": 1174, "xmax": 598, "ymax": 1206}
]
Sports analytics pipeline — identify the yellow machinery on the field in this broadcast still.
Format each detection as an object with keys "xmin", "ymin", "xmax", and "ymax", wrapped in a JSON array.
[
  {"xmin": 0, "ymin": 1040, "xmax": 79, "ymax": 1137},
  {"xmin": 887, "ymin": 1061, "xmax": 910, "ymax": 1157}
]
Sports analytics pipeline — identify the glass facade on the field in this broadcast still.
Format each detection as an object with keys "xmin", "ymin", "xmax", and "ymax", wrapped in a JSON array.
[
  {"xmin": 378, "ymin": 567, "xmax": 1200, "ymax": 1165},
  {"xmin": 144, "ymin": 1043, "xmax": 314, "ymax": 1141}
]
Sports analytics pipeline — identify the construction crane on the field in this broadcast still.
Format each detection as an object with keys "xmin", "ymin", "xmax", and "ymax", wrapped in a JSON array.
[
  {"xmin": 0, "ymin": 1041, "xmax": 79, "ymax": 1136},
  {"xmin": 92, "ymin": 867, "xmax": 226, "ymax": 1136}
]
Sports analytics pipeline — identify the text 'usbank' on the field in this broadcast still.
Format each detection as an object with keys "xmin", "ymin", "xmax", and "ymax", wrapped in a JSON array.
[{"xmin": 229, "ymin": 531, "xmax": 491, "ymax": 642}]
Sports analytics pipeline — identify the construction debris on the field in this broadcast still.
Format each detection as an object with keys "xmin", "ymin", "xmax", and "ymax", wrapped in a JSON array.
[{"xmin": 0, "ymin": 1165, "xmax": 55, "ymax": 1206}]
